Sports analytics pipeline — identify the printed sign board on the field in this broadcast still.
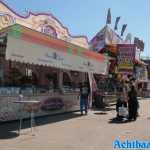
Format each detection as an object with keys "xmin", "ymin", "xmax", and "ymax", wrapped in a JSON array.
[{"xmin": 117, "ymin": 44, "xmax": 135, "ymax": 74}]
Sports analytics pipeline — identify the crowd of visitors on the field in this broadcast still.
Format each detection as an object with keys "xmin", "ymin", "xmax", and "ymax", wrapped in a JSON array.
[{"xmin": 79, "ymin": 78, "xmax": 140, "ymax": 122}]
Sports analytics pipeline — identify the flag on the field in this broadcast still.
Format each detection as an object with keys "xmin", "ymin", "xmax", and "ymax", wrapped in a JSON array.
[
  {"xmin": 121, "ymin": 24, "xmax": 127, "ymax": 36},
  {"xmin": 134, "ymin": 37, "xmax": 139, "ymax": 45},
  {"xmin": 140, "ymin": 40, "xmax": 144, "ymax": 51},
  {"xmin": 106, "ymin": 8, "xmax": 111, "ymax": 24},
  {"xmin": 114, "ymin": 17, "xmax": 121, "ymax": 30},
  {"xmin": 125, "ymin": 33, "xmax": 132, "ymax": 43},
  {"xmin": 134, "ymin": 37, "xmax": 144, "ymax": 51}
]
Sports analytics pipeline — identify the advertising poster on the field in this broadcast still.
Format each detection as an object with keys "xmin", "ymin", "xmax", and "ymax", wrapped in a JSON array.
[{"xmin": 117, "ymin": 44, "xmax": 135, "ymax": 74}]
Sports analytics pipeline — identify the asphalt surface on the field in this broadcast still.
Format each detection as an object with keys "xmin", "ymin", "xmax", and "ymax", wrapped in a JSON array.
[{"xmin": 0, "ymin": 98, "xmax": 150, "ymax": 150}]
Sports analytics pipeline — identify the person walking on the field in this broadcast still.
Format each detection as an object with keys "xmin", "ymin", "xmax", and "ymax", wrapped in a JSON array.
[
  {"xmin": 128, "ymin": 85, "xmax": 138, "ymax": 121},
  {"xmin": 79, "ymin": 82, "xmax": 90, "ymax": 115}
]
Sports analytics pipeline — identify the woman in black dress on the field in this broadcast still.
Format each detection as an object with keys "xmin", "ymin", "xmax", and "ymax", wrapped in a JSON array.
[{"xmin": 128, "ymin": 85, "xmax": 138, "ymax": 121}]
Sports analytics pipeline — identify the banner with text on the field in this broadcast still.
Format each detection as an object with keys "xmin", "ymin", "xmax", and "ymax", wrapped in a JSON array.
[{"xmin": 117, "ymin": 44, "xmax": 135, "ymax": 74}]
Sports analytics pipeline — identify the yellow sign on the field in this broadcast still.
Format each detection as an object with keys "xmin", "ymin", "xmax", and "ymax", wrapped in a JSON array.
[{"xmin": 118, "ymin": 63, "xmax": 133, "ymax": 70}]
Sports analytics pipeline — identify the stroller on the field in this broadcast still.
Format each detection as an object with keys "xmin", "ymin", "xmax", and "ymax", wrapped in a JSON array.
[{"xmin": 116, "ymin": 93, "xmax": 128, "ymax": 120}]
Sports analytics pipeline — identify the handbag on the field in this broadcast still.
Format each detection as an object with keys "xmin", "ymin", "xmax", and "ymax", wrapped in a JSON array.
[{"xmin": 118, "ymin": 105, "xmax": 128, "ymax": 117}]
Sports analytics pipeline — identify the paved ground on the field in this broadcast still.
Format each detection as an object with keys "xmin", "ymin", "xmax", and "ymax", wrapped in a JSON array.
[{"xmin": 0, "ymin": 99, "xmax": 150, "ymax": 150}]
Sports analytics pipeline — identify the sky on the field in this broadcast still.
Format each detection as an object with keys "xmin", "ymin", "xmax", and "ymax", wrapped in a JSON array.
[{"xmin": 1, "ymin": 0, "xmax": 150, "ymax": 56}]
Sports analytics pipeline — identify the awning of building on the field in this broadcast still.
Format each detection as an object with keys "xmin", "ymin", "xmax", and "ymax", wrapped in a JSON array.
[{"xmin": 2, "ymin": 24, "xmax": 108, "ymax": 74}]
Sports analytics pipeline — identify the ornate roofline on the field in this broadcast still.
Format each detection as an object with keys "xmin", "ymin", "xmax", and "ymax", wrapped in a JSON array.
[{"xmin": 0, "ymin": 1, "xmax": 89, "ymax": 43}]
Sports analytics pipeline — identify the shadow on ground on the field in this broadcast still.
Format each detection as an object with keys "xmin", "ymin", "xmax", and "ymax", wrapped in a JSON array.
[
  {"xmin": 0, "ymin": 131, "xmax": 19, "ymax": 139},
  {"xmin": 94, "ymin": 112, "xmax": 108, "ymax": 115},
  {"xmin": 93, "ymin": 106, "xmax": 116, "ymax": 115},
  {"xmin": 0, "ymin": 112, "xmax": 81, "ymax": 139},
  {"xmin": 108, "ymin": 117, "xmax": 130, "ymax": 124},
  {"xmin": 92, "ymin": 107, "xmax": 116, "ymax": 112}
]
